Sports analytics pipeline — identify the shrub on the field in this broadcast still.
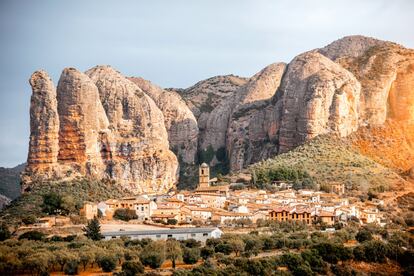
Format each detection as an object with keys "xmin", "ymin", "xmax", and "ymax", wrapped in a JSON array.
[
  {"xmin": 0, "ymin": 223, "xmax": 11, "ymax": 241},
  {"xmin": 183, "ymin": 247, "xmax": 200, "ymax": 264},
  {"xmin": 122, "ymin": 260, "xmax": 145, "ymax": 276},
  {"xmin": 64, "ymin": 259, "xmax": 79, "ymax": 275},
  {"xmin": 215, "ymin": 242, "xmax": 233, "ymax": 255},
  {"xmin": 114, "ymin": 208, "xmax": 138, "ymax": 221},
  {"xmin": 22, "ymin": 215, "xmax": 37, "ymax": 225},
  {"xmin": 97, "ymin": 255, "xmax": 117, "ymax": 272},
  {"xmin": 140, "ymin": 241, "xmax": 166, "ymax": 269},
  {"xmin": 200, "ymin": 246, "xmax": 215, "ymax": 260},
  {"xmin": 167, "ymin": 218, "xmax": 178, "ymax": 225},
  {"xmin": 311, "ymin": 242, "xmax": 351, "ymax": 264},
  {"xmin": 355, "ymin": 229, "xmax": 373, "ymax": 243},
  {"xmin": 41, "ymin": 192, "xmax": 63, "ymax": 215},
  {"xmin": 18, "ymin": 230, "xmax": 45, "ymax": 241}
]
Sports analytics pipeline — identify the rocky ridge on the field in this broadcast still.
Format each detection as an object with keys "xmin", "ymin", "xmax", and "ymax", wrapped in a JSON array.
[{"xmin": 23, "ymin": 35, "xmax": 414, "ymax": 193}]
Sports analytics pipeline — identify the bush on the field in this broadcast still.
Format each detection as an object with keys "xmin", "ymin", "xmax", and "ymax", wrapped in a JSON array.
[
  {"xmin": 97, "ymin": 255, "xmax": 117, "ymax": 272},
  {"xmin": 183, "ymin": 247, "xmax": 200, "ymax": 264},
  {"xmin": 64, "ymin": 260, "xmax": 79, "ymax": 275},
  {"xmin": 167, "ymin": 218, "xmax": 178, "ymax": 225},
  {"xmin": 122, "ymin": 260, "xmax": 145, "ymax": 276},
  {"xmin": 22, "ymin": 215, "xmax": 37, "ymax": 225},
  {"xmin": 355, "ymin": 229, "xmax": 373, "ymax": 243},
  {"xmin": 18, "ymin": 230, "xmax": 45, "ymax": 241},
  {"xmin": 0, "ymin": 224, "xmax": 11, "ymax": 241},
  {"xmin": 200, "ymin": 246, "xmax": 215, "ymax": 260},
  {"xmin": 215, "ymin": 242, "xmax": 233, "ymax": 255},
  {"xmin": 311, "ymin": 242, "xmax": 351, "ymax": 264},
  {"xmin": 140, "ymin": 241, "xmax": 166, "ymax": 269},
  {"xmin": 114, "ymin": 208, "xmax": 138, "ymax": 221}
]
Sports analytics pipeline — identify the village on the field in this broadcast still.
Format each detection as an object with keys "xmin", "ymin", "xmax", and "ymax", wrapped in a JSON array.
[{"xmin": 28, "ymin": 163, "xmax": 376, "ymax": 241}]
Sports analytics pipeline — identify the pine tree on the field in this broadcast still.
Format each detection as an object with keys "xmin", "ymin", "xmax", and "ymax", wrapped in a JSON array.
[{"xmin": 83, "ymin": 216, "xmax": 103, "ymax": 241}]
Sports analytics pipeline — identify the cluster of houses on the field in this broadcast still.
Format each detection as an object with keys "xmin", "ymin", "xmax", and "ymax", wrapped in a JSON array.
[{"xmin": 81, "ymin": 163, "xmax": 384, "ymax": 227}]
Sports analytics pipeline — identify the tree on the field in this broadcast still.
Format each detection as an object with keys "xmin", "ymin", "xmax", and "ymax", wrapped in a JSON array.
[
  {"xmin": 227, "ymin": 238, "xmax": 245, "ymax": 256},
  {"xmin": 114, "ymin": 208, "xmax": 138, "ymax": 221},
  {"xmin": 200, "ymin": 246, "xmax": 215, "ymax": 260},
  {"xmin": 140, "ymin": 241, "xmax": 166, "ymax": 269},
  {"xmin": 64, "ymin": 259, "xmax": 79, "ymax": 275},
  {"xmin": 97, "ymin": 255, "xmax": 117, "ymax": 272},
  {"xmin": 55, "ymin": 249, "xmax": 78, "ymax": 271},
  {"xmin": 355, "ymin": 229, "xmax": 373, "ymax": 243},
  {"xmin": 183, "ymin": 247, "xmax": 200, "ymax": 264},
  {"xmin": 61, "ymin": 194, "xmax": 77, "ymax": 215},
  {"xmin": 23, "ymin": 251, "xmax": 52, "ymax": 276},
  {"xmin": 122, "ymin": 260, "xmax": 145, "ymax": 276},
  {"xmin": 41, "ymin": 192, "xmax": 63, "ymax": 215},
  {"xmin": 83, "ymin": 216, "xmax": 103, "ymax": 241},
  {"xmin": 215, "ymin": 242, "xmax": 233, "ymax": 255},
  {"xmin": 166, "ymin": 239, "xmax": 182, "ymax": 269},
  {"xmin": 0, "ymin": 223, "xmax": 11, "ymax": 241},
  {"xmin": 79, "ymin": 249, "xmax": 95, "ymax": 271}
]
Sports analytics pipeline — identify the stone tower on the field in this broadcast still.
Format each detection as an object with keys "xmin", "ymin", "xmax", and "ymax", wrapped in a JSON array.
[{"xmin": 199, "ymin": 163, "xmax": 210, "ymax": 188}]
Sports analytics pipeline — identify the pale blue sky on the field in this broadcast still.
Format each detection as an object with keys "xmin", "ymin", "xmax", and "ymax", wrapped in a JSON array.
[{"xmin": 0, "ymin": 0, "xmax": 413, "ymax": 167}]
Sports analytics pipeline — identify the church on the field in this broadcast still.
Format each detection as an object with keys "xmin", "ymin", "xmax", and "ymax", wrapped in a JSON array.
[{"xmin": 195, "ymin": 163, "xmax": 229, "ymax": 196}]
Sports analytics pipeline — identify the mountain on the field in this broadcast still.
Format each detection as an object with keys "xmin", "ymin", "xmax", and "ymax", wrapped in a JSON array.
[
  {"xmin": 0, "ymin": 163, "xmax": 25, "ymax": 200},
  {"xmin": 21, "ymin": 35, "xmax": 414, "ymax": 193}
]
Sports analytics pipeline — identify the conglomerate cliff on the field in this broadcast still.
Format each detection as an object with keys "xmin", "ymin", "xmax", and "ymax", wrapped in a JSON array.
[{"xmin": 23, "ymin": 35, "xmax": 414, "ymax": 192}]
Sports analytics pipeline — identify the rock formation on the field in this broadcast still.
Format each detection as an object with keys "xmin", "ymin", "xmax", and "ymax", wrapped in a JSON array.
[
  {"xmin": 226, "ymin": 63, "xmax": 286, "ymax": 170},
  {"xmin": 25, "ymin": 70, "xmax": 60, "ymax": 181},
  {"xmin": 277, "ymin": 52, "xmax": 361, "ymax": 153},
  {"xmin": 57, "ymin": 68, "xmax": 109, "ymax": 177},
  {"xmin": 128, "ymin": 77, "xmax": 198, "ymax": 165},
  {"xmin": 24, "ymin": 35, "xmax": 414, "ymax": 189},
  {"xmin": 24, "ymin": 66, "xmax": 178, "ymax": 194}
]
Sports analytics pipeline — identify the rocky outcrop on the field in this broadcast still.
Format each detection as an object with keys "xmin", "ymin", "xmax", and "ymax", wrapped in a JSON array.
[
  {"xmin": 86, "ymin": 66, "xmax": 178, "ymax": 194},
  {"xmin": 319, "ymin": 36, "xmax": 414, "ymax": 126},
  {"xmin": 26, "ymin": 70, "xmax": 60, "ymax": 176},
  {"xmin": 57, "ymin": 68, "xmax": 109, "ymax": 177},
  {"xmin": 24, "ymin": 66, "xmax": 178, "ymax": 195},
  {"xmin": 226, "ymin": 63, "xmax": 286, "ymax": 170},
  {"xmin": 277, "ymin": 52, "xmax": 361, "ymax": 153},
  {"xmin": 23, "ymin": 35, "xmax": 414, "ymax": 186},
  {"xmin": 128, "ymin": 77, "xmax": 198, "ymax": 164}
]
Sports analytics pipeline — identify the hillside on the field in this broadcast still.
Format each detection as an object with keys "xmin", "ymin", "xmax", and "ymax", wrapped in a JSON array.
[
  {"xmin": 347, "ymin": 120, "xmax": 414, "ymax": 174},
  {"xmin": 0, "ymin": 163, "xmax": 25, "ymax": 199},
  {"xmin": 250, "ymin": 135, "xmax": 406, "ymax": 194},
  {"xmin": 0, "ymin": 178, "xmax": 132, "ymax": 227}
]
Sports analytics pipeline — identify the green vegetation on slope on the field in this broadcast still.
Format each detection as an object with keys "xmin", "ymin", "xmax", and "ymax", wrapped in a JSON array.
[
  {"xmin": 251, "ymin": 135, "xmax": 404, "ymax": 193},
  {"xmin": 0, "ymin": 163, "xmax": 25, "ymax": 199},
  {"xmin": 0, "ymin": 178, "xmax": 132, "ymax": 226}
]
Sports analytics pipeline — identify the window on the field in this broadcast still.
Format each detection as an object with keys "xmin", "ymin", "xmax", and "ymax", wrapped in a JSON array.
[
  {"xmin": 141, "ymin": 207, "xmax": 144, "ymax": 211},
  {"xmin": 191, "ymin": 233, "xmax": 196, "ymax": 237},
  {"xmin": 168, "ymin": 234, "xmax": 173, "ymax": 238},
  {"xmin": 156, "ymin": 234, "xmax": 161, "ymax": 238},
  {"xmin": 203, "ymin": 233, "xmax": 208, "ymax": 237}
]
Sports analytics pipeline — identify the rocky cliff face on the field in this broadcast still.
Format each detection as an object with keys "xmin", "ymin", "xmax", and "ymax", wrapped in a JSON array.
[
  {"xmin": 26, "ymin": 71, "xmax": 60, "ymax": 178},
  {"xmin": 276, "ymin": 52, "xmax": 361, "ymax": 152},
  {"xmin": 128, "ymin": 77, "xmax": 198, "ymax": 165},
  {"xmin": 24, "ymin": 66, "xmax": 178, "ymax": 194},
  {"xmin": 226, "ymin": 63, "xmax": 286, "ymax": 171},
  {"xmin": 24, "ymin": 35, "xmax": 414, "ymax": 190}
]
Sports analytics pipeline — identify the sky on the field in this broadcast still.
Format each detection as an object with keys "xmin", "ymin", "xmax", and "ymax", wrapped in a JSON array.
[{"xmin": 0, "ymin": 0, "xmax": 413, "ymax": 167}]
